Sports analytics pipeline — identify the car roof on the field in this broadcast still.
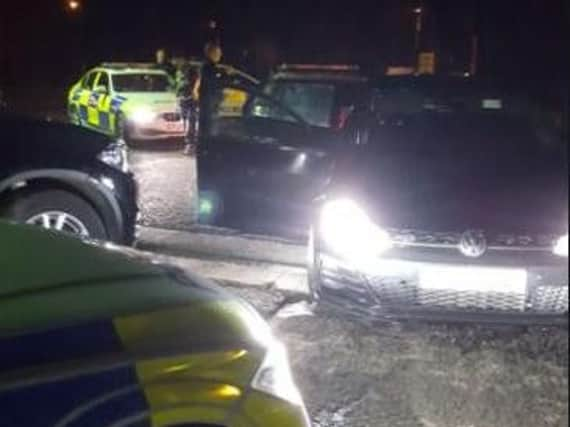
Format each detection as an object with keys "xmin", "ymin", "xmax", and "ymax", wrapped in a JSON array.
[
  {"xmin": 271, "ymin": 71, "xmax": 367, "ymax": 83},
  {"xmin": 271, "ymin": 63, "xmax": 367, "ymax": 83},
  {"xmin": 93, "ymin": 63, "xmax": 168, "ymax": 76}
]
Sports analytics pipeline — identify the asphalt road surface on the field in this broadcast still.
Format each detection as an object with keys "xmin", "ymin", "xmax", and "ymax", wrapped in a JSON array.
[{"xmin": 131, "ymin": 148, "xmax": 568, "ymax": 427}]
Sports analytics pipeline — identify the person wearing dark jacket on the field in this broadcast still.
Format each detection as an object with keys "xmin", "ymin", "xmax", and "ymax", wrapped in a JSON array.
[
  {"xmin": 178, "ymin": 66, "xmax": 200, "ymax": 155},
  {"xmin": 198, "ymin": 42, "xmax": 224, "ymax": 139}
]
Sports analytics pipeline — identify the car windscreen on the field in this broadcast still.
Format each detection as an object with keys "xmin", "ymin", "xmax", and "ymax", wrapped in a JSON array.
[
  {"xmin": 264, "ymin": 81, "xmax": 335, "ymax": 128},
  {"xmin": 112, "ymin": 73, "xmax": 171, "ymax": 93}
]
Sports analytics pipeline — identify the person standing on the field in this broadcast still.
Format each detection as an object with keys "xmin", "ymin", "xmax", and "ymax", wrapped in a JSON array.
[
  {"xmin": 178, "ymin": 66, "xmax": 201, "ymax": 155},
  {"xmin": 198, "ymin": 41, "xmax": 224, "ymax": 139},
  {"xmin": 155, "ymin": 48, "xmax": 177, "ymax": 86}
]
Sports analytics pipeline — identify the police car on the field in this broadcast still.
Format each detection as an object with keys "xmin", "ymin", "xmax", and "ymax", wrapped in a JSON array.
[{"xmin": 68, "ymin": 63, "xmax": 185, "ymax": 142}]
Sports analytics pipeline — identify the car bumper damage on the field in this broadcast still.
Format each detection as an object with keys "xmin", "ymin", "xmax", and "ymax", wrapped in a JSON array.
[{"xmin": 313, "ymin": 242, "xmax": 569, "ymax": 325}]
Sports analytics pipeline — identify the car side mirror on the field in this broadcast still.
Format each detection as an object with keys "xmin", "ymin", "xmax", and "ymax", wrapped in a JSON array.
[{"xmin": 95, "ymin": 85, "xmax": 108, "ymax": 95}]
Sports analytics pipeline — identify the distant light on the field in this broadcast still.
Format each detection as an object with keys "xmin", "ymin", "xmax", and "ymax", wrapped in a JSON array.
[
  {"xmin": 463, "ymin": 72, "xmax": 471, "ymax": 78},
  {"xmin": 413, "ymin": 7, "xmax": 422, "ymax": 14},
  {"xmin": 68, "ymin": 0, "xmax": 80, "ymax": 11},
  {"xmin": 208, "ymin": 20, "xmax": 217, "ymax": 29}
]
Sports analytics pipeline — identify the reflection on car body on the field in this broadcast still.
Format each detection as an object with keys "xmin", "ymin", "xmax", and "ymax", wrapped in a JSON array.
[
  {"xmin": 0, "ymin": 221, "xmax": 311, "ymax": 427},
  {"xmin": 0, "ymin": 114, "xmax": 137, "ymax": 244}
]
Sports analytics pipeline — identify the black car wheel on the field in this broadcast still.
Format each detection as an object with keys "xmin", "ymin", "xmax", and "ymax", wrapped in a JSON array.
[{"xmin": 1, "ymin": 189, "xmax": 108, "ymax": 240}]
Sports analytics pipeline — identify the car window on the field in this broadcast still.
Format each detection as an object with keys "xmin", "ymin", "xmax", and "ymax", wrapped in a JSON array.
[
  {"xmin": 82, "ymin": 72, "xmax": 98, "ymax": 90},
  {"xmin": 113, "ymin": 73, "xmax": 170, "ymax": 93},
  {"xmin": 248, "ymin": 95, "xmax": 298, "ymax": 123},
  {"xmin": 97, "ymin": 72, "xmax": 110, "ymax": 91},
  {"xmin": 208, "ymin": 85, "xmax": 305, "ymax": 143},
  {"xmin": 264, "ymin": 81, "xmax": 335, "ymax": 127}
]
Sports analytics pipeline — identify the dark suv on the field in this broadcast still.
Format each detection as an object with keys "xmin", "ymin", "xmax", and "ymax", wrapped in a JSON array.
[{"xmin": 0, "ymin": 114, "xmax": 138, "ymax": 244}]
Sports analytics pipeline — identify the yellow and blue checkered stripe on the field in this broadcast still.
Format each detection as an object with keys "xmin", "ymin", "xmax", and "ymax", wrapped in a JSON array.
[
  {"xmin": 0, "ymin": 305, "xmax": 257, "ymax": 427},
  {"xmin": 70, "ymin": 87, "xmax": 127, "ymax": 136}
]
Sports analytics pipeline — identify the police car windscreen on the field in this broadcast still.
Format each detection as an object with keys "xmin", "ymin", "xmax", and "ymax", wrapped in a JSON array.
[{"xmin": 113, "ymin": 74, "xmax": 170, "ymax": 93}]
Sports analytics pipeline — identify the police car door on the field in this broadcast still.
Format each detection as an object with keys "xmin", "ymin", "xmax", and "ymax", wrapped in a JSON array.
[
  {"xmin": 197, "ymin": 83, "xmax": 337, "ymax": 236},
  {"xmin": 76, "ymin": 71, "xmax": 98, "ymax": 126},
  {"xmin": 93, "ymin": 72, "xmax": 112, "ymax": 134},
  {"xmin": 85, "ymin": 71, "xmax": 102, "ymax": 128}
]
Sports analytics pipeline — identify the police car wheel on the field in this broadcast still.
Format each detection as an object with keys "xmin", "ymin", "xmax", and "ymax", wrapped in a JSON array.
[
  {"xmin": 69, "ymin": 107, "xmax": 81, "ymax": 125},
  {"xmin": 2, "ymin": 189, "xmax": 108, "ymax": 240},
  {"xmin": 116, "ymin": 114, "xmax": 132, "ymax": 145}
]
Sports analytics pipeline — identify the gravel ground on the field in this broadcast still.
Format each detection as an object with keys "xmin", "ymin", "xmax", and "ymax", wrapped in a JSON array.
[
  {"xmin": 129, "ymin": 147, "xmax": 196, "ymax": 230},
  {"xmin": 223, "ymin": 283, "xmax": 568, "ymax": 427}
]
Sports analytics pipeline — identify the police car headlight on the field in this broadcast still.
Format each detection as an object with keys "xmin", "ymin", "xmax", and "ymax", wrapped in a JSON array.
[
  {"xmin": 553, "ymin": 234, "xmax": 568, "ymax": 257},
  {"xmin": 251, "ymin": 340, "xmax": 303, "ymax": 406},
  {"xmin": 131, "ymin": 107, "xmax": 156, "ymax": 125},
  {"xmin": 98, "ymin": 141, "xmax": 129, "ymax": 173}
]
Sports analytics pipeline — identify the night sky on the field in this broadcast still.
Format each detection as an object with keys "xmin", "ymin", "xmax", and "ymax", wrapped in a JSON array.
[{"xmin": 0, "ymin": 0, "xmax": 569, "ymax": 87}]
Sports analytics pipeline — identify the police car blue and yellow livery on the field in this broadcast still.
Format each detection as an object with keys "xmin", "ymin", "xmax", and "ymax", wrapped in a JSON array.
[
  {"xmin": 67, "ymin": 63, "xmax": 185, "ymax": 142},
  {"xmin": 0, "ymin": 221, "xmax": 311, "ymax": 427}
]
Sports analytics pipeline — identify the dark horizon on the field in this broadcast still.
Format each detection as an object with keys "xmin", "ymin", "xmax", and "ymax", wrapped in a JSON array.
[{"xmin": 1, "ymin": 0, "xmax": 569, "ymax": 87}]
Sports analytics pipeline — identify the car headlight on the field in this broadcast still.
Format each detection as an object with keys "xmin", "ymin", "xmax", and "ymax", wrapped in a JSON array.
[
  {"xmin": 553, "ymin": 234, "xmax": 568, "ymax": 257},
  {"xmin": 251, "ymin": 341, "xmax": 303, "ymax": 406},
  {"xmin": 98, "ymin": 141, "xmax": 129, "ymax": 173},
  {"xmin": 320, "ymin": 199, "xmax": 392, "ymax": 263},
  {"xmin": 130, "ymin": 107, "xmax": 156, "ymax": 125}
]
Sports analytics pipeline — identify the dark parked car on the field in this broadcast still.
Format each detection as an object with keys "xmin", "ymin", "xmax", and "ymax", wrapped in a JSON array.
[
  {"xmin": 197, "ymin": 81, "xmax": 341, "ymax": 237},
  {"xmin": 197, "ymin": 75, "xmax": 533, "ymax": 239},
  {"xmin": 308, "ymin": 111, "xmax": 568, "ymax": 323},
  {"xmin": 0, "ymin": 114, "xmax": 137, "ymax": 244}
]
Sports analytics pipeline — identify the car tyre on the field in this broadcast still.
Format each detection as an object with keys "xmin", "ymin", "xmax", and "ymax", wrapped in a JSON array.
[
  {"xmin": 68, "ymin": 106, "xmax": 81, "ymax": 125},
  {"xmin": 116, "ymin": 113, "xmax": 133, "ymax": 146},
  {"xmin": 1, "ymin": 189, "xmax": 108, "ymax": 240}
]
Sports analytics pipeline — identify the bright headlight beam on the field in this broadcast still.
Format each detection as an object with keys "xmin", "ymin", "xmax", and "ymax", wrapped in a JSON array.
[
  {"xmin": 320, "ymin": 199, "xmax": 392, "ymax": 263},
  {"xmin": 131, "ymin": 108, "xmax": 156, "ymax": 125},
  {"xmin": 553, "ymin": 234, "xmax": 568, "ymax": 257}
]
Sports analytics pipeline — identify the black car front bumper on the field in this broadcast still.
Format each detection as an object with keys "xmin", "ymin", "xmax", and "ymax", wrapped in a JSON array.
[
  {"xmin": 311, "ymin": 238, "xmax": 569, "ymax": 325},
  {"xmin": 90, "ymin": 167, "xmax": 139, "ymax": 245}
]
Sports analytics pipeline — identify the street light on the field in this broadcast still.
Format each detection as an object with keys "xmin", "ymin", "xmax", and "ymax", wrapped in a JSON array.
[
  {"xmin": 413, "ymin": 4, "xmax": 423, "ymax": 52},
  {"xmin": 65, "ymin": 0, "xmax": 81, "ymax": 13}
]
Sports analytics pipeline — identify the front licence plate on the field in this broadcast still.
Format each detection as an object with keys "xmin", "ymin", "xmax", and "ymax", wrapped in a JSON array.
[
  {"xmin": 419, "ymin": 265, "xmax": 527, "ymax": 294},
  {"xmin": 162, "ymin": 122, "xmax": 183, "ymax": 132}
]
